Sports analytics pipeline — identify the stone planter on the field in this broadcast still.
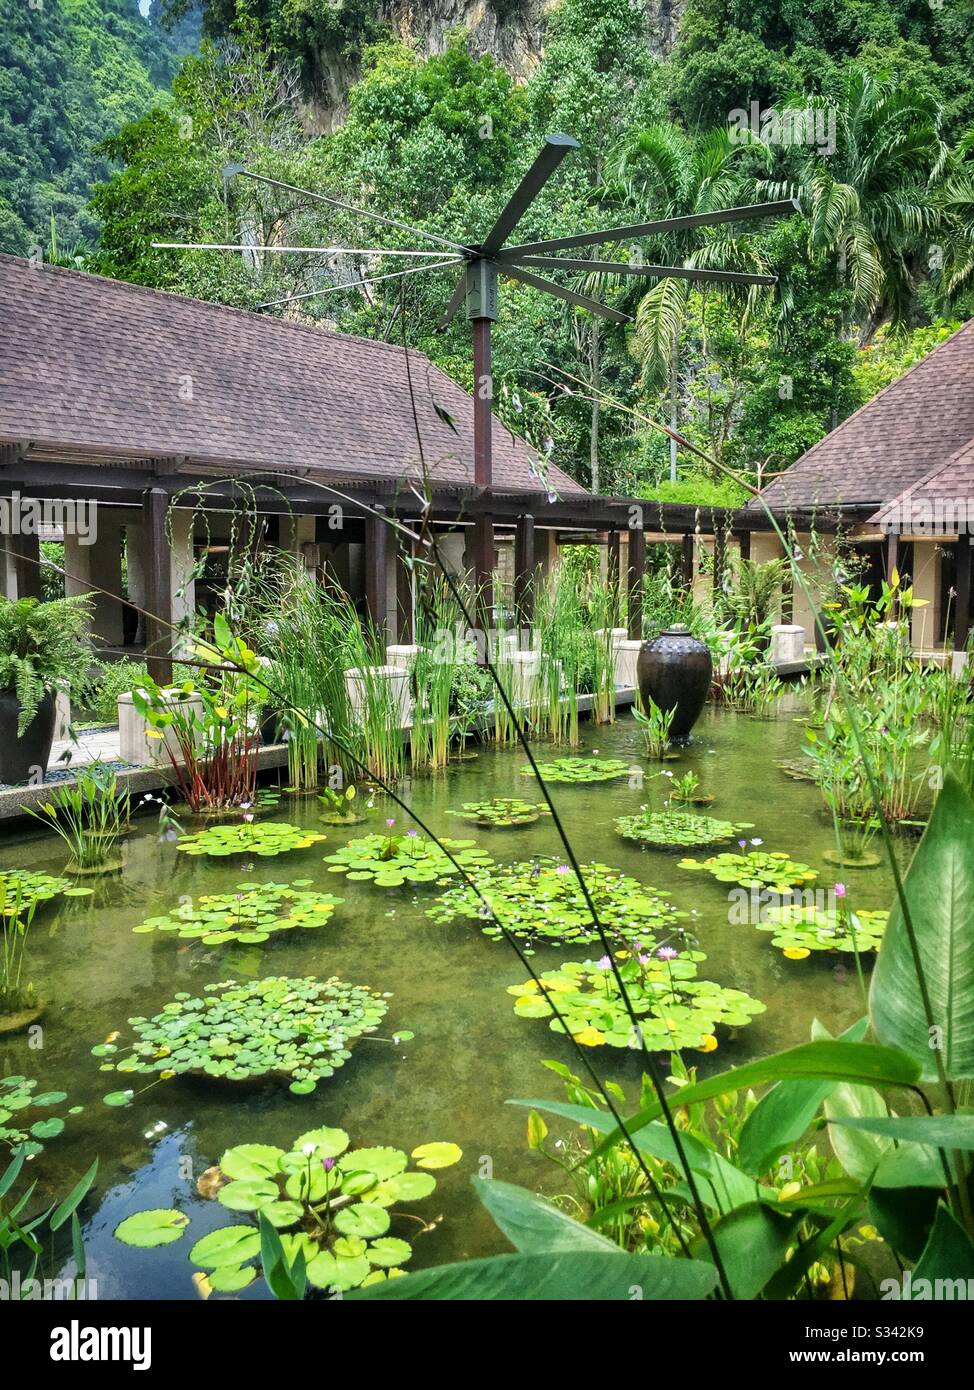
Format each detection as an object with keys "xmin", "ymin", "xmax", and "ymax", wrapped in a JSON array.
[
  {"xmin": 615, "ymin": 640, "xmax": 642, "ymax": 690},
  {"xmin": 345, "ymin": 665, "xmax": 413, "ymax": 729},
  {"xmin": 637, "ymin": 625, "xmax": 713, "ymax": 741},
  {"xmin": 0, "ymin": 689, "xmax": 57, "ymax": 786},
  {"xmin": 386, "ymin": 645, "xmax": 423, "ymax": 672},
  {"xmin": 509, "ymin": 650, "xmax": 541, "ymax": 704},
  {"xmin": 118, "ymin": 688, "xmax": 205, "ymax": 767},
  {"xmin": 770, "ymin": 624, "xmax": 806, "ymax": 664}
]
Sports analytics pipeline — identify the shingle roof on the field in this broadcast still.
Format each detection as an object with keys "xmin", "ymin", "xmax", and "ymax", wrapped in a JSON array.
[
  {"xmin": 871, "ymin": 436, "xmax": 974, "ymax": 527},
  {"xmin": 748, "ymin": 317, "xmax": 974, "ymax": 514},
  {"xmin": 0, "ymin": 254, "xmax": 586, "ymax": 496}
]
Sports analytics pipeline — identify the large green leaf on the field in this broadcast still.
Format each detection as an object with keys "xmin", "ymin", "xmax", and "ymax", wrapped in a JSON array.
[
  {"xmin": 910, "ymin": 1204, "xmax": 974, "ymax": 1288},
  {"xmin": 868, "ymin": 1186, "xmax": 940, "ymax": 1262},
  {"xmin": 737, "ymin": 1018, "xmax": 869, "ymax": 1176},
  {"xmin": 870, "ymin": 773, "xmax": 974, "ymax": 1080},
  {"xmin": 472, "ymin": 1178, "xmax": 620, "ymax": 1253},
  {"xmin": 581, "ymin": 1041, "xmax": 920, "ymax": 1167},
  {"xmin": 830, "ymin": 1113, "xmax": 974, "ymax": 1150},
  {"xmin": 691, "ymin": 1203, "xmax": 804, "ymax": 1300},
  {"xmin": 813, "ymin": 1020, "xmax": 893, "ymax": 1184},
  {"xmin": 346, "ymin": 1250, "xmax": 717, "ymax": 1300}
]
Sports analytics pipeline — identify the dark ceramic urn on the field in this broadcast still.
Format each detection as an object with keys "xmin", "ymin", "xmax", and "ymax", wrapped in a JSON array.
[
  {"xmin": 637, "ymin": 625, "xmax": 712, "ymax": 740},
  {"xmin": 0, "ymin": 688, "xmax": 57, "ymax": 785}
]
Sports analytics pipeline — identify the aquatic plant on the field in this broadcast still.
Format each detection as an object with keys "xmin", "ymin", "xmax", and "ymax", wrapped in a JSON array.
[
  {"xmin": 323, "ymin": 831, "xmax": 493, "ymax": 887},
  {"xmin": 633, "ymin": 699, "xmax": 677, "ymax": 759},
  {"xmin": 0, "ymin": 870, "xmax": 69, "ymax": 913},
  {"xmin": 758, "ymin": 904, "xmax": 889, "ymax": 958},
  {"xmin": 94, "ymin": 976, "xmax": 398, "ymax": 1096},
  {"xmin": 522, "ymin": 756, "xmax": 634, "ymax": 784},
  {"xmin": 411, "ymin": 575, "xmax": 464, "ymax": 771},
  {"xmin": 427, "ymin": 858, "xmax": 689, "ymax": 950},
  {"xmin": 0, "ymin": 1075, "xmax": 81, "ymax": 1154},
  {"xmin": 318, "ymin": 784, "xmax": 367, "ymax": 825},
  {"xmin": 447, "ymin": 797, "xmax": 552, "ymax": 828},
  {"xmin": 24, "ymin": 764, "xmax": 130, "ymax": 873},
  {"xmin": 131, "ymin": 881, "xmax": 344, "ymax": 946},
  {"xmin": 114, "ymin": 1128, "xmax": 462, "ymax": 1295},
  {"xmin": 679, "ymin": 848, "xmax": 818, "ymax": 891},
  {"xmin": 507, "ymin": 953, "xmax": 766, "ymax": 1051},
  {"xmin": 615, "ymin": 810, "xmax": 755, "ymax": 849},
  {"xmin": 176, "ymin": 821, "xmax": 326, "ymax": 858},
  {"xmin": 666, "ymin": 770, "xmax": 714, "ymax": 805},
  {"xmin": 0, "ymin": 1146, "xmax": 97, "ymax": 1300},
  {"xmin": 131, "ymin": 615, "xmax": 265, "ymax": 813}
]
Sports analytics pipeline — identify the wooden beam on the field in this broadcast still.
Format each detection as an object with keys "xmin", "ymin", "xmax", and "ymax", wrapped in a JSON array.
[
  {"xmin": 365, "ymin": 504, "xmax": 390, "ymax": 638},
  {"xmin": 627, "ymin": 525, "xmax": 646, "ymax": 640},
  {"xmin": 143, "ymin": 486, "xmax": 173, "ymax": 683},
  {"xmin": 513, "ymin": 512, "xmax": 536, "ymax": 635}
]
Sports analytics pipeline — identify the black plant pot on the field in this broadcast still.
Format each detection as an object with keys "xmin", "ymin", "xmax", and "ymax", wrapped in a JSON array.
[
  {"xmin": 0, "ymin": 688, "xmax": 57, "ymax": 785},
  {"xmin": 637, "ymin": 625, "xmax": 713, "ymax": 741}
]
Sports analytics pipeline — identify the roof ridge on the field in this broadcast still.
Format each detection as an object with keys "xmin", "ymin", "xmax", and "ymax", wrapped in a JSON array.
[{"xmin": 0, "ymin": 252, "xmax": 421, "ymax": 362}]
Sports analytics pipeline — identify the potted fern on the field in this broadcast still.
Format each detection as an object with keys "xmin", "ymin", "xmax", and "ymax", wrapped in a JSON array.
[{"xmin": 0, "ymin": 595, "xmax": 93, "ymax": 785}]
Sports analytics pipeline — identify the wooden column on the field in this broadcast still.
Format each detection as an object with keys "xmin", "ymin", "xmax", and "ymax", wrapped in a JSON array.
[
  {"xmin": 10, "ymin": 530, "xmax": 42, "ymax": 600},
  {"xmin": 627, "ymin": 525, "xmax": 646, "ymax": 640},
  {"xmin": 607, "ymin": 529, "xmax": 621, "ymax": 622},
  {"xmin": 681, "ymin": 533, "xmax": 694, "ymax": 589},
  {"xmin": 735, "ymin": 528, "xmax": 751, "ymax": 562},
  {"xmin": 365, "ymin": 504, "xmax": 390, "ymax": 639},
  {"xmin": 143, "ymin": 486, "xmax": 173, "ymax": 683},
  {"xmin": 513, "ymin": 512, "xmax": 535, "ymax": 637},
  {"xmin": 955, "ymin": 537, "xmax": 971, "ymax": 651},
  {"xmin": 470, "ymin": 315, "xmax": 494, "ymax": 621},
  {"xmin": 395, "ymin": 534, "xmax": 414, "ymax": 644}
]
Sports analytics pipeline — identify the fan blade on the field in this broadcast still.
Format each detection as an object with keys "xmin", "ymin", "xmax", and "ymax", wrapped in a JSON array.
[
  {"xmin": 502, "ymin": 264, "xmax": 630, "ymax": 322},
  {"xmin": 501, "ymin": 198, "xmax": 801, "ymax": 257},
  {"xmin": 511, "ymin": 256, "xmax": 776, "ymax": 286},
  {"xmin": 480, "ymin": 134, "xmax": 580, "ymax": 256},
  {"xmin": 436, "ymin": 273, "xmax": 468, "ymax": 332}
]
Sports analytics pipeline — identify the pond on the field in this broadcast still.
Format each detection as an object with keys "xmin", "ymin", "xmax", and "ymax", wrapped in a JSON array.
[{"xmin": 1, "ymin": 702, "xmax": 916, "ymax": 1298}]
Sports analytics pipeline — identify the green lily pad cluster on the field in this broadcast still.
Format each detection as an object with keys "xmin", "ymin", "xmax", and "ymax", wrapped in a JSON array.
[
  {"xmin": 679, "ymin": 849, "xmax": 818, "ymax": 891},
  {"xmin": 0, "ymin": 870, "xmax": 71, "ymax": 914},
  {"xmin": 0, "ymin": 1075, "xmax": 81, "ymax": 1154},
  {"xmin": 615, "ymin": 810, "xmax": 755, "ymax": 849},
  {"xmin": 523, "ymin": 757, "xmax": 635, "ymax": 784},
  {"xmin": 93, "ymin": 976, "xmax": 396, "ymax": 1095},
  {"xmin": 323, "ymin": 833, "xmax": 494, "ymax": 888},
  {"xmin": 113, "ymin": 1129, "xmax": 463, "ymax": 1295},
  {"xmin": 176, "ymin": 821, "xmax": 326, "ymax": 858},
  {"xmin": 426, "ymin": 857, "xmax": 689, "ymax": 951},
  {"xmin": 758, "ymin": 904, "xmax": 890, "ymax": 957},
  {"xmin": 508, "ymin": 953, "xmax": 766, "ymax": 1051},
  {"xmin": 131, "ymin": 881, "xmax": 344, "ymax": 946},
  {"xmin": 447, "ymin": 798, "xmax": 552, "ymax": 828}
]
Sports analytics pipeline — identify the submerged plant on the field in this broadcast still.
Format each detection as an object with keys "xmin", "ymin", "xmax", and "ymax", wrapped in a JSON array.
[
  {"xmin": 176, "ymin": 821, "xmax": 326, "ymax": 859},
  {"xmin": 507, "ymin": 953, "xmax": 766, "ymax": 1051},
  {"xmin": 25, "ymin": 764, "xmax": 130, "ymax": 873},
  {"xmin": 615, "ymin": 810, "xmax": 755, "ymax": 850},
  {"xmin": 447, "ymin": 797, "xmax": 552, "ymax": 828},
  {"xmin": 94, "ymin": 977, "xmax": 400, "ymax": 1096},
  {"xmin": 523, "ymin": 756, "xmax": 634, "ymax": 784},
  {"xmin": 0, "ymin": 1075, "xmax": 81, "ymax": 1154},
  {"xmin": 427, "ymin": 857, "xmax": 689, "ymax": 950},
  {"xmin": 758, "ymin": 903, "xmax": 889, "ymax": 958},
  {"xmin": 131, "ymin": 881, "xmax": 344, "ymax": 946},
  {"xmin": 114, "ymin": 1128, "xmax": 462, "ymax": 1295},
  {"xmin": 323, "ymin": 832, "xmax": 493, "ymax": 887},
  {"xmin": 679, "ymin": 848, "xmax": 818, "ymax": 892}
]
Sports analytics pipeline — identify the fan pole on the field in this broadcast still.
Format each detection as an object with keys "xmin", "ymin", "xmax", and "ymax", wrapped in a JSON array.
[{"xmin": 467, "ymin": 259, "xmax": 498, "ymax": 633}]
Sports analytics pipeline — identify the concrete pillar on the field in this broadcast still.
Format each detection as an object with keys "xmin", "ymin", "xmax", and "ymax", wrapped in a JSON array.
[
  {"xmin": 65, "ymin": 514, "xmax": 124, "ymax": 647},
  {"xmin": 125, "ymin": 522, "xmax": 148, "ymax": 645},
  {"xmin": 910, "ymin": 540, "xmax": 940, "ymax": 651},
  {"xmin": 169, "ymin": 508, "xmax": 197, "ymax": 640},
  {"xmin": 280, "ymin": 513, "xmax": 318, "ymax": 570}
]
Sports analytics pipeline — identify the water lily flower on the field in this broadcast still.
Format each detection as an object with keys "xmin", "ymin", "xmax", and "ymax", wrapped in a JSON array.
[
  {"xmin": 386, "ymin": 818, "xmax": 396, "ymax": 827},
  {"xmin": 738, "ymin": 840, "xmax": 747, "ymax": 849},
  {"xmin": 657, "ymin": 946, "xmax": 678, "ymax": 961},
  {"xmin": 322, "ymin": 1157, "xmax": 335, "ymax": 1171},
  {"xmin": 834, "ymin": 883, "xmax": 847, "ymax": 899},
  {"xmin": 406, "ymin": 829, "xmax": 418, "ymax": 837},
  {"xmin": 595, "ymin": 955, "xmax": 612, "ymax": 970},
  {"xmin": 750, "ymin": 837, "xmax": 763, "ymax": 846},
  {"xmin": 638, "ymin": 954, "xmax": 651, "ymax": 965},
  {"xmin": 555, "ymin": 864, "xmax": 571, "ymax": 875}
]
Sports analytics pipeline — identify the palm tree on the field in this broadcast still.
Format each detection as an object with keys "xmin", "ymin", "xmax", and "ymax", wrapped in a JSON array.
[
  {"xmin": 606, "ymin": 124, "xmax": 775, "ymax": 476},
  {"xmin": 762, "ymin": 68, "xmax": 947, "ymax": 342},
  {"xmin": 936, "ymin": 127, "xmax": 974, "ymax": 303}
]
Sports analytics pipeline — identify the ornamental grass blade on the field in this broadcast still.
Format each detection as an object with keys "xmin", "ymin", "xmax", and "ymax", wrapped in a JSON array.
[{"xmin": 870, "ymin": 772, "xmax": 974, "ymax": 1080}]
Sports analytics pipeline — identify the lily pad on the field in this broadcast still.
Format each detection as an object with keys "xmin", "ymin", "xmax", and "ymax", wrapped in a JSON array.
[{"xmin": 114, "ymin": 1208, "xmax": 190, "ymax": 1249}]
